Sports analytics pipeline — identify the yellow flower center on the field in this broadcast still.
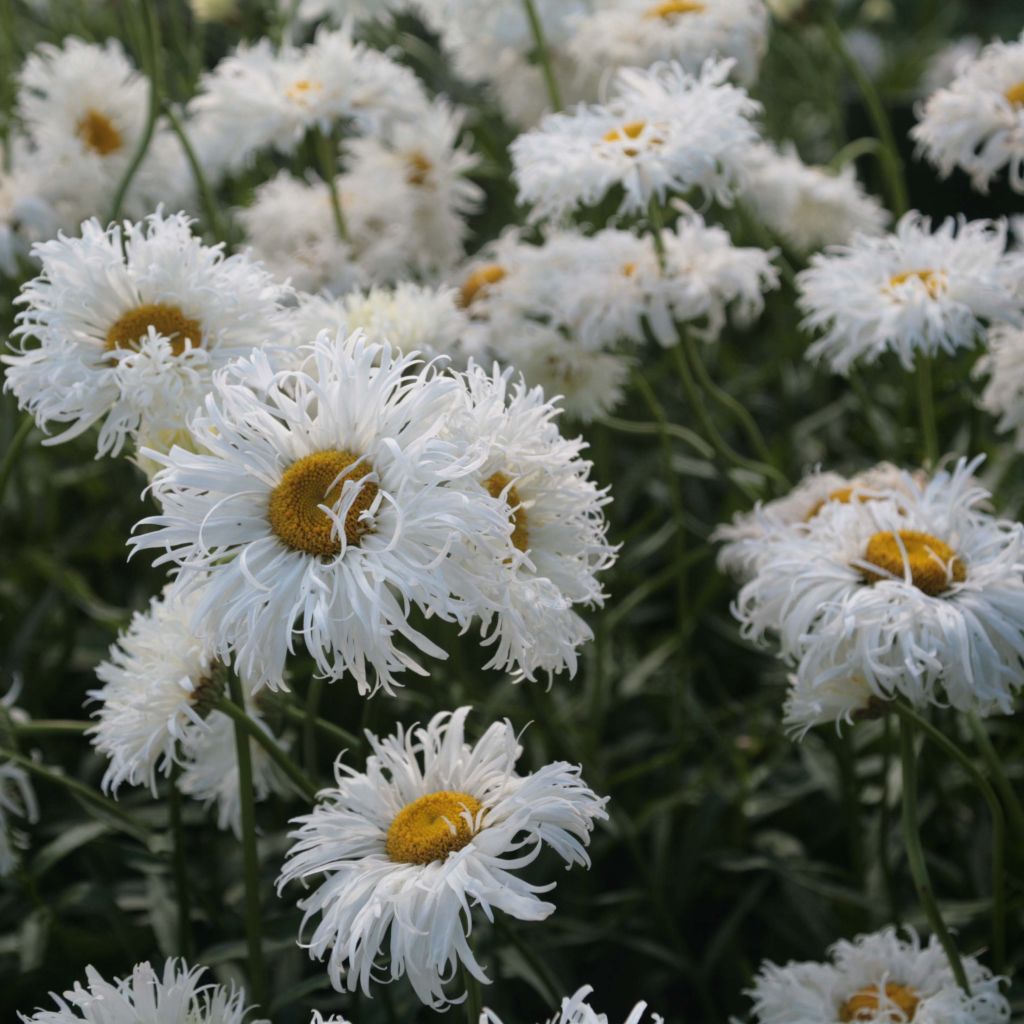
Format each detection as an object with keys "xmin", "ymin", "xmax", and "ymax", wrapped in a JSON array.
[
  {"xmin": 1005, "ymin": 81, "xmax": 1024, "ymax": 107},
  {"xmin": 839, "ymin": 983, "xmax": 920, "ymax": 1021},
  {"xmin": 286, "ymin": 78, "xmax": 323, "ymax": 104},
  {"xmin": 484, "ymin": 471, "xmax": 530, "ymax": 553},
  {"xmin": 645, "ymin": 0, "xmax": 706, "ymax": 17},
  {"xmin": 460, "ymin": 264, "xmax": 506, "ymax": 307},
  {"xmin": 267, "ymin": 450, "xmax": 378, "ymax": 557},
  {"xmin": 76, "ymin": 108, "xmax": 123, "ymax": 155},
  {"xmin": 805, "ymin": 485, "xmax": 878, "ymax": 521},
  {"xmin": 860, "ymin": 529, "xmax": 966, "ymax": 596},
  {"xmin": 105, "ymin": 303, "xmax": 203, "ymax": 355},
  {"xmin": 887, "ymin": 269, "xmax": 945, "ymax": 298},
  {"xmin": 385, "ymin": 790, "xmax": 483, "ymax": 864},
  {"xmin": 406, "ymin": 150, "xmax": 433, "ymax": 186},
  {"xmin": 602, "ymin": 120, "xmax": 662, "ymax": 157}
]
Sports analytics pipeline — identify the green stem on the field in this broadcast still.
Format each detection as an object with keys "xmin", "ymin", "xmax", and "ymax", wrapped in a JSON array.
[
  {"xmin": 461, "ymin": 964, "xmax": 483, "ymax": 1024},
  {"xmin": 897, "ymin": 714, "xmax": 971, "ymax": 992},
  {"xmin": 520, "ymin": 0, "xmax": 562, "ymax": 110},
  {"xmin": 647, "ymin": 195, "xmax": 667, "ymax": 270},
  {"xmin": 314, "ymin": 129, "xmax": 350, "ymax": 243},
  {"xmin": 597, "ymin": 415, "xmax": 713, "ymax": 458},
  {"xmin": 894, "ymin": 704, "xmax": 1005, "ymax": 973},
  {"xmin": 226, "ymin": 673, "xmax": 269, "ymax": 1009},
  {"xmin": 0, "ymin": 415, "xmax": 33, "ymax": 507},
  {"xmin": 879, "ymin": 714, "xmax": 900, "ymax": 924},
  {"xmin": 303, "ymin": 676, "xmax": 323, "ymax": 775},
  {"xmin": 13, "ymin": 719, "xmax": 90, "ymax": 737},
  {"xmin": 968, "ymin": 713, "xmax": 1024, "ymax": 844},
  {"xmin": 273, "ymin": 698, "xmax": 361, "ymax": 751},
  {"xmin": 916, "ymin": 354, "xmax": 939, "ymax": 467},
  {"xmin": 212, "ymin": 693, "xmax": 319, "ymax": 803},
  {"xmin": 829, "ymin": 135, "xmax": 884, "ymax": 171},
  {"xmin": 168, "ymin": 763, "xmax": 194, "ymax": 959},
  {"xmin": 162, "ymin": 102, "xmax": 228, "ymax": 243}
]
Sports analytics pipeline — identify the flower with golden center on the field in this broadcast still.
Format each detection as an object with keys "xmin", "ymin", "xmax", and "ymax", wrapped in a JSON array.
[
  {"xmin": 646, "ymin": 0, "xmax": 706, "ymax": 17},
  {"xmin": 76, "ymin": 108, "xmax": 123, "ymax": 155},
  {"xmin": 278, "ymin": 707, "xmax": 607, "ymax": 1008},
  {"xmin": 483, "ymin": 471, "xmax": 530, "ymax": 552},
  {"xmin": 105, "ymin": 303, "xmax": 203, "ymax": 356},
  {"xmin": 839, "ymin": 983, "xmax": 919, "ymax": 1022},
  {"xmin": 1007, "ymin": 81, "xmax": 1024, "ymax": 106},
  {"xmin": 460, "ymin": 263, "xmax": 507, "ymax": 307},
  {"xmin": 860, "ymin": 529, "xmax": 966, "ymax": 596}
]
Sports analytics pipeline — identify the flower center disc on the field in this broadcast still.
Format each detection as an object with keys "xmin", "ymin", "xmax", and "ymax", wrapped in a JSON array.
[
  {"xmin": 484, "ymin": 471, "xmax": 530, "ymax": 552},
  {"xmin": 602, "ymin": 120, "xmax": 658, "ymax": 157},
  {"xmin": 406, "ymin": 150, "xmax": 433, "ymax": 186},
  {"xmin": 286, "ymin": 78, "xmax": 323, "ymax": 105},
  {"xmin": 76, "ymin": 108, "xmax": 123, "ymax": 155},
  {"xmin": 105, "ymin": 303, "xmax": 203, "ymax": 355},
  {"xmin": 268, "ymin": 450, "xmax": 378, "ymax": 557},
  {"xmin": 887, "ymin": 268, "xmax": 945, "ymax": 298},
  {"xmin": 839, "ymin": 983, "xmax": 919, "ymax": 1022},
  {"xmin": 805, "ymin": 485, "xmax": 875, "ymax": 521},
  {"xmin": 1005, "ymin": 81, "xmax": 1024, "ymax": 107},
  {"xmin": 460, "ymin": 264, "xmax": 506, "ymax": 307},
  {"xmin": 386, "ymin": 790, "xmax": 483, "ymax": 864},
  {"xmin": 645, "ymin": 0, "xmax": 706, "ymax": 17},
  {"xmin": 860, "ymin": 529, "xmax": 966, "ymax": 596}
]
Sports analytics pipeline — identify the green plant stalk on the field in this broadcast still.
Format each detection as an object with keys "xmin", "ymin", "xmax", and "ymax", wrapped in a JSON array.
[
  {"xmin": 162, "ymin": 102, "xmax": 228, "ymax": 243},
  {"xmin": 829, "ymin": 135, "xmax": 883, "ymax": 171},
  {"xmin": 212, "ymin": 693, "xmax": 319, "ymax": 803},
  {"xmin": 227, "ymin": 673, "xmax": 269, "ymax": 1009},
  {"xmin": 273, "ymin": 697, "xmax": 361, "ymax": 750},
  {"xmin": 13, "ymin": 719, "xmax": 90, "ymax": 737},
  {"xmin": 314, "ymin": 129, "xmax": 351, "ymax": 243},
  {"xmin": 647, "ymin": 195, "xmax": 667, "ymax": 269},
  {"xmin": 916, "ymin": 354, "xmax": 939, "ymax": 467},
  {"xmin": 461, "ymin": 963, "xmax": 483, "ymax": 1024},
  {"xmin": 897, "ymin": 715, "xmax": 971, "ymax": 992},
  {"xmin": 0, "ymin": 414, "xmax": 33, "ymax": 507},
  {"xmin": 304, "ymin": 676, "xmax": 324, "ymax": 775},
  {"xmin": 521, "ymin": 0, "xmax": 562, "ymax": 110},
  {"xmin": 968, "ymin": 713, "xmax": 1024, "ymax": 844},
  {"xmin": 894, "ymin": 703, "xmax": 1005, "ymax": 973},
  {"xmin": 597, "ymin": 414, "xmax": 714, "ymax": 458},
  {"xmin": 879, "ymin": 714, "xmax": 900, "ymax": 925},
  {"xmin": 168, "ymin": 763, "xmax": 194, "ymax": 960}
]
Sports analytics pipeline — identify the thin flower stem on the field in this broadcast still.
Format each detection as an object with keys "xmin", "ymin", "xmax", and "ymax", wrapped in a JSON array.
[
  {"xmin": 829, "ymin": 135, "xmax": 883, "ymax": 171},
  {"xmin": 916, "ymin": 354, "xmax": 939, "ymax": 467},
  {"xmin": 13, "ymin": 719, "xmax": 90, "ymax": 737},
  {"xmin": 0, "ymin": 414, "xmax": 33, "ymax": 507},
  {"xmin": 212, "ymin": 692, "xmax": 319, "ymax": 803},
  {"xmin": 304, "ymin": 676, "xmax": 324, "ymax": 775},
  {"xmin": 894, "ymin": 703, "xmax": 1005, "ymax": 974},
  {"xmin": 897, "ymin": 714, "xmax": 971, "ymax": 992},
  {"xmin": 168, "ymin": 763, "xmax": 194, "ymax": 960},
  {"xmin": 647, "ymin": 195, "xmax": 667, "ymax": 270},
  {"xmin": 461, "ymin": 963, "xmax": 483, "ymax": 1024},
  {"xmin": 314, "ymin": 128, "xmax": 351, "ymax": 243},
  {"xmin": 597, "ymin": 415, "xmax": 714, "ymax": 458},
  {"xmin": 273, "ymin": 697, "xmax": 361, "ymax": 751},
  {"xmin": 967, "ymin": 713, "xmax": 1024, "ymax": 844},
  {"xmin": 226, "ymin": 673, "xmax": 269, "ymax": 1009},
  {"xmin": 520, "ymin": 0, "xmax": 562, "ymax": 110},
  {"xmin": 162, "ymin": 102, "xmax": 229, "ymax": 243},
  {"xmin": 879, "ymin": 714, "xmax": 900, "ymax": 925}
]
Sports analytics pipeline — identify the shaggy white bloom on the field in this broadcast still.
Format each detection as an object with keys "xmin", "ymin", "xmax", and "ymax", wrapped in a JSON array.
[
  {"xmin": 510, "ymin": 59, "xmax": 760, "ymax": 222},
  {"xmin": 482, "ymin": 985, "xmax": 661, "ymax": 1024},
  {"xmin": 0, "ymin": 143, "xmax": 60, "ymax": 278},
  {"xmin": 782, "ymin": 672, "xmax": 880, "ymax": 739},
  {"xmin": 16, "ymin": 37, "xmax": 190, "ymax": 220},
  {"xmin": 131, "ymin": 331, "xmax": 509, "ymax": 694},
  {"xmin": 446, "ymin": 364, "xmax": 617, "ymax": 679},
  {"xmin": 747, "ymin": 927, "xmax": 1009, "ymax": 1024},
  {"xmin": 277, "ymin": 707, "xmax": 607, "ymax": 1007},
  {"xmin": 912, "ymin": 32, "xmax": 1024, "ymax": 194},
  {"xmin": 289, "ymin": 0, "xmax": 410, "ymax": 24},
  {"xmin": 3, "ymin": 211, "xmax": 289, "ymax": 457},
  {"xmin": 919, "ymin": 36, "xmax": 982, "ymax": 96},
  {"xmin": 976, "ymin": 324, "xmax": 1024, "ymax": 449},
  {"xmin": 734, "ymin": 457, "xmax": 1024, "ymax": 715},
  {"xmin": 0, "ymin": 695, "xmax": 38, "ymax": 878},
  {"xmin": 741, "ymin": 143, "xmax": 889, "ymax": 253},
  {"xmin": 17, "ymin": 959, "xmax": 260, "ymax": 1024},
  {"xmin": 796, "ymin": 213, "xmax": 1024, "ymax": 374},
  {"xmin": 569, "ymin": 0, "xmax": 770, "ymax": 92}
]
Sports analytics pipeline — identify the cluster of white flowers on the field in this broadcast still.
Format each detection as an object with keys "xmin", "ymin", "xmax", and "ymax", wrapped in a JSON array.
[{"xmin": 483, "ymin": 985, "xmax": 662, "ymax": 1024}]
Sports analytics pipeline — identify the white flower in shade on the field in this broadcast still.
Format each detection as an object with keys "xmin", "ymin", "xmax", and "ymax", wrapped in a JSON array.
[
  {"xmin": 569, "ymin": 0, "xmax": 770, "ymax": 93},
  {"xmin": 782, "ymin": 672, "xmax": 880, "ymax": 739},
  {"xmin": 16, "ymin": 37, "xmax": 190, "ymax": 221},
  {"xmin": 0, "ymin": 744, "xmax": 38, "ymax": 877},
  {"xmin": 131, "ymin": 331, "xmax": 509, "ymax": 694},
  {"xmin": 447, "ymin": 364, "xmax": 617, "ymax": 679},
  {"xmin": 919, "ymin": 36, "xmax": 982, "ymax": 97},
  {"xmin": 277, "ymin": 707, "xmax": 608, "ymax": 1007},
  {"xmin": 740, "ymin": 143, "xmax": 889, "ymax": 254},
  {"xmin": 289, "ymin": 0, "xmax": 410, "ymax": 24},
  {"xmin": 734, "ymin": 457, "xmax": 1024, "ymax": 715},
  {"xmin": 0, "ymin": 155, "xmax": 58, "ymax": 278},
  {"xmin": 482, "ymin": 985, "xmax": 661, "ymax": 1024},
  {"xmin": 976, "ymin": 324, "xmax": 1024, "ymax": 449},
  {"xmin": 747, "ymin": 927, "xmax": 1009, "ymax": 1024},
  {"xmin": 713, "ymin": 462, "xmax": 920, "ymax": 583},
  {"xmin": 3, "ymin": 211, "xmax": 288, "ymax": 457},
  {"xmin": 510, "ymin": 58, "xmax": 760, "ymax": 222},
  {"xmin": 16, "ymin": 959, "xmax": 260, "ymax": 1024},
  {"xmin": 796, "ymin": 213, "xmax": 1024, "ymax": 374},
  {"xmin": 912, "ymin": 32, "xmax": 1024, "ymax": 194}
]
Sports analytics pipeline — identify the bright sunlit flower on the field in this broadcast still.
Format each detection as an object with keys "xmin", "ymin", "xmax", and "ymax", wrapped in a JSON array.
[
  {"xmin": 796, "ymin": 213, "xmax": 1024, "ymax": 374},
  {"xmin": 277, "ymin": 707, "xmax": 607, "ymax": 1007},
  {"xmin": 482, "ymin": 985, "xmax": 662, "ymax": 1024}
]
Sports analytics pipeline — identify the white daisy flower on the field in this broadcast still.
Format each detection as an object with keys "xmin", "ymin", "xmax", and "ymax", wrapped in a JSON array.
[
  {"xmin": 16, "ymin": 959, "xmax": 260, "ymax": 1024},
  {"xmin": 288, "ymin": 0, "xmax": 411, "ymax": 25},
  {"xmin": 277, "ymin": 707, "xmax": 608, "ymax": 1007},
  {"xmin": 510, "ymin": 58, "xmax": 760, "ymax": 222},
  {"xmin": 919, "ymin": 36, "xmax": 982, "ymax": 97},
  {"xmin": 734, "ymin": 457, "xmax": 1024, "ymax": 715},
  {"xmin": 976, "ymin": 323, "xmax": 1024, "ymax": 450},
  {"xmin": 446, "ymin": 363, "xmax": 617, "ymax": 679},
  {"xmin": 782, "ymin": 672, "xmax": 881, "ymax": 739},
  {"xmin": 569, "ymin": 0, "xmax": 770, "ymax": 93},
  {"xmin": 747, "ymin": 926, "xmax": 1009, "ymax": 1024},
  {"xmin": 131, "ymin": 330, "xmax": 509, "ymax": 694},
  {"xmin": 0, "ymin": 142, "xmax": 60, "ymax": 279},
  {"xmin": 482, "ymin": 984, "xmax": 661, "ymax": 1024},
  {"xmin": 740, "ymin": 142, "xmax": 889, "ymax": 254},
  {"xmin": 796, "ymin": 213, "xmax": 1024, "ymax": 374},
  {"xmin": 0, "ymin": 719, "xmax": 38, "ymax": 877},
  {"xmin": 3, "ymin": 210, "xmax": 289, "ymax": 457},
  {"xmin": 16, "ymin": 37, "xmax": 191, "ymax": 221},
  {"xmin": 912, "ymin": 32, "xmax": 1024, "ymax": 194}
]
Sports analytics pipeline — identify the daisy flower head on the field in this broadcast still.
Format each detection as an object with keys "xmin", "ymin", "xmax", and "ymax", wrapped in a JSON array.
[
  {"xmin": 482, "ymin": 985, "xmax": 662, "ymax": 1024},
  {"xmin": 796, "ymin": 213, "xmax": 1024, "ymax": 375},
  {"xmin": 912, "ymin": 32, "xmax": 1024, "ymax": 194},
  {"xmin": 17, "ymin": 959, "xmax": 261, "ymax": 1024},
  {"xmin": 510, "ymin": 58, "xmax": 760, "ymax": 222},
  {"xmin": 3, "ymin": 210, "xmax": 289, "ymax": 458},
  {"xmin": 919, "ymin": 36, "xmax": 982, "ymax": 97},
  {"xmin": 782, "ymin": 672, "xmax": 882, "ymax": 740},
  {"xmin": 747, "ymin": 926, "xmax": 1009, "ymax": 1024},
  {"xmin": 0, "ymin": 144, "xmax": 59, "ymax": 279},
  {"xmin": 131, "ymin": 330, "xmax": 509, "ymax": 694},
  {"xmin": 740, "ymin": 142, "xmax": 889, "ymax": 254},
  {"xmin": 976, "ymin": 324, "xmax": 1024, "ymax": 450},
  {"xmin": 277, "ymin": 707, "xmax": 608, "ymax": 1007},
  {"xmin": 734, "ymin": 456, "xmax": 1024, "ymax": 715}
]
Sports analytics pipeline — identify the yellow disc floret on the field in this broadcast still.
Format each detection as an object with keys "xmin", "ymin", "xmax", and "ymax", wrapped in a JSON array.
[
  {"xmin": 76, "ymin": 109, "xmax": 123, "ymax": 155},
  {"xmin": 860, "ymin": 529, "xmax": 966, "ymax": 596},
  {"xmin": 888, "ymin": 269, "xmax": 945, "ymax": 298},
  {"xmin": 602, "ymin": 121, "xmax": 658, "ymax": 157},
  {"xmin": 285, "ymin": 78, "xmax": 323, "ymax": 105},
  {"xmin": 1005, "ymin": 81, "xmax": 1024, "ymax": 107},
  {"xmin": 406, "ymin": 151, "xmax": 433, "ymax": 186},
  {"xmin": 645, "ymin": 0, "xmax": 706, "ymax": 17},
  {"xmin": 805, "ymin": 486, "xmax": 877, "ymax": 521},
  {"xmin": 460, "ymin": 264, "xmax": 506, "ymax": 307},
  {"xmin": 484, "ymin": 471, "xmax": 530, "ymax": 553},
  {"xmin": 268, "ymin": 450, "xmax": 378, "ymax": 558},
  {"xmin": 105, "ymin": 303, "xmax": 203, "ymax": 355},
  {"xmin": 385, "ymin": 790, "xmax": 484, "ymax": 864},
  {"xmin": 839, "ymin": 983, "xmax": 920, "ymax": 1022}
]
